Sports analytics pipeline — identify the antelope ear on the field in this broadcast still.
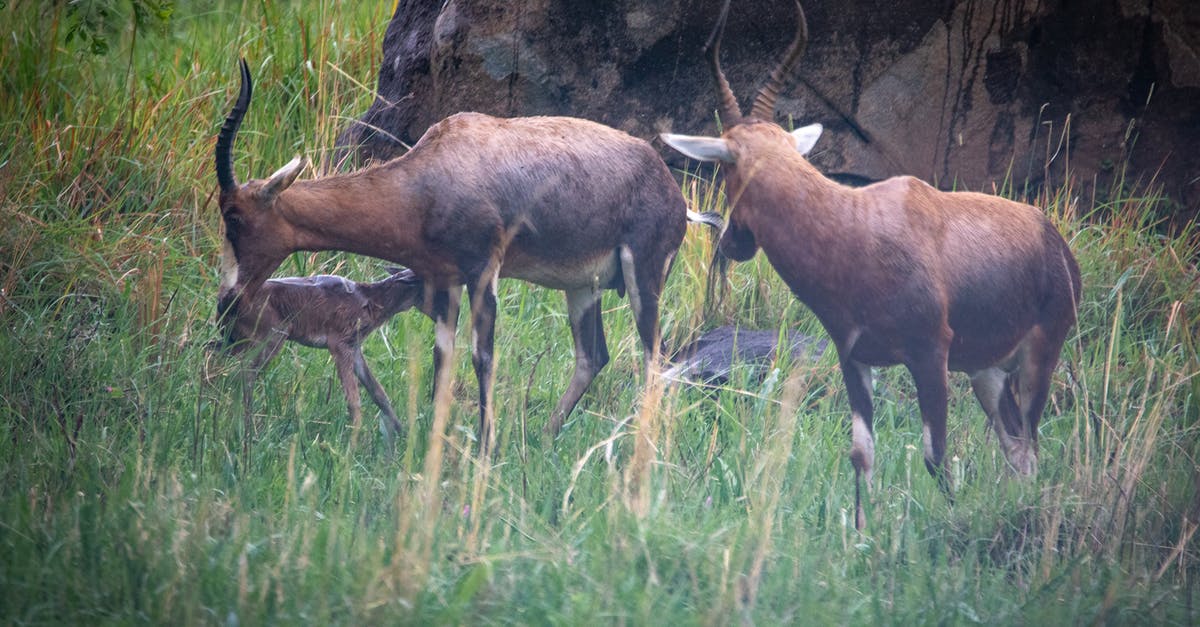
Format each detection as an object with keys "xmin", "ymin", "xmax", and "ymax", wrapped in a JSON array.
[
  {"xmin": 791, "ymin": 123, "xmax": 823, "ymax": 155},
  {"xmin": 660, "ymin": 133, "xmax": 734, "ymax": 163},
  {"xmin": 261, "ymin": 155, "xmax": 307, "ymax": 199}
]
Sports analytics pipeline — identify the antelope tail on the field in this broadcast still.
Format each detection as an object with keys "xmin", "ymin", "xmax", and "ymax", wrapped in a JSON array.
[{"xmin": 687, "ymin": 210, "xmax": 724, "ymax": 231}]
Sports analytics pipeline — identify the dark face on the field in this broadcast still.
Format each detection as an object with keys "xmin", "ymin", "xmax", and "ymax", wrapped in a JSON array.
[
  {"xmin": 215, "ymin": 185, "xmax": 289, "ymax": 343},
  {"xmin": 718, "ymin": 214, "xmax": 759, "ymax": 262},
  {"xmin": 212, "ymin": 285, "xmax": 253, "ymax": 354}
]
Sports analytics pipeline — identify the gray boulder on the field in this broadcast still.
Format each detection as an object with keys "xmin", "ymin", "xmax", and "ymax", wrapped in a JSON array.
[{"xmin": 665, "ymin": 326, "xmax": 828, "ymax": 384}]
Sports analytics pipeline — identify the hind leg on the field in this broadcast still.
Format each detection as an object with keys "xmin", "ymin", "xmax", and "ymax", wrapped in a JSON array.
[
  {"xmin": 970, "ymin": 366, "xmax": 1035, "ymax": 475},
  {"xmin": 1010, "ymin": 326, "xmax": 1065, "ymax": 476},
  {"xmin": 547, "ymin": 287, "xmax": 609, "ymax": 436},
  {"xmin": 620, "ymin": 245, "xmax": 673, "ymax": 373},
  {"xmin": 328, "ymin": 340, "xmax": 365, "ymax": 428},
  {"xmin": 350, "ymin": 346, "xmax": 404, "ymax": 450}
]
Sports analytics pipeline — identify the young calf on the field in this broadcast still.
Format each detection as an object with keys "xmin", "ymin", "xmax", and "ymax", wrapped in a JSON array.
[{"xmin": 220, "ymin": 267, "xmax": 426, "ymax": 449}]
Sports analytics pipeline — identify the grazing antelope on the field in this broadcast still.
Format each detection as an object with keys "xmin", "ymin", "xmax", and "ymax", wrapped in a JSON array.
[
  {"xmin": 661, "ymin": 1, "xmax": 1081, "ymax": 529},
  {"xmin": 220, "ymin": 267, "xmax": 426, "ymax": 450},
  {"xmin": 215, "ymin": 59, "xmax": 693, "ymax": 453}
]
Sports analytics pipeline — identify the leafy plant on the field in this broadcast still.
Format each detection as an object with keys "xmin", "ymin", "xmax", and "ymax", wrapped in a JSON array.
[{"xmin": 62, "ymin": 0, "xmax": 173, "ymax": 56}]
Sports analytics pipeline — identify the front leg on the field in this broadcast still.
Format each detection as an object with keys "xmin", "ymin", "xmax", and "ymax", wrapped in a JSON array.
[
  {"xmin": 838, "ymin": 352, "xmax": 875, "ymax": 532},
  {"xmin": 351, "ymin": 347, "xmax": 404, "ymax": 452},
  {"xmin": 428, "ymin": 286, "xmax": 462, "ymax": 406},
  {"xmin": 468, "ymin": 271, "xmax": 499, "ymax": 455},
  {"xmin": 242, "ymin": 330, "xmax": 287, "ymax": 459},
  {"xmin": 834, "ymin": 328, "xmax": 878, "ymax": 530}
]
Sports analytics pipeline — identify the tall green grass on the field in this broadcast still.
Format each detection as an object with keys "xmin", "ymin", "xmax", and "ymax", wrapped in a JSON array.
[{"xmin": 1, "ymin": 2, "xmax": 1197, "ymax": 624}]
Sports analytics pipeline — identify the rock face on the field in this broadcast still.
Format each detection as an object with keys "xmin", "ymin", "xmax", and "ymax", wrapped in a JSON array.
[{"xmin": 337, "ymin": 0, "xmax": 1199, "ymax": 217}]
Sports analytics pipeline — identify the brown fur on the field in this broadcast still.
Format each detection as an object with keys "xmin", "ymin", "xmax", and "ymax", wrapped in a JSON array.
[
  {"xmin": 222, "ymin": 269, "xmax": 426, "ymax": 451},
  {"xmin": 665, "ymin": 2, "xmax": 1081, "ymax": 530},
  {"xmin": 216, "ymin": 63, "xmax": 688, "ymax": 453}
]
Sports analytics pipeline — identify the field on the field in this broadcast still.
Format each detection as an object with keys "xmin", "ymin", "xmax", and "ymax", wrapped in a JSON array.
[{"xmin": 1, "ymin": 2, "xmax": 1197, "ymax": 624}]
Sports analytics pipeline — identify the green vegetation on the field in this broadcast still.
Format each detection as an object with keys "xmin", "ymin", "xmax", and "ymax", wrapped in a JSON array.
[{"xmin": 1, "ymin": 2, "xmax": 1196, "ymax": 624}]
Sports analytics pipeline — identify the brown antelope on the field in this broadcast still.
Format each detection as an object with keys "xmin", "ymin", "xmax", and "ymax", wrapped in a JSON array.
[
  {"xmin": 215, "ymin": 59, "xmax": 695, "ymax": 453},
  {"xmin": 661, "ymin": 1, "xmax": 1081, "ymax": 529},
  {"xmin": 220, "ymin": 267, "xmax": 426, "ymax": 450}
]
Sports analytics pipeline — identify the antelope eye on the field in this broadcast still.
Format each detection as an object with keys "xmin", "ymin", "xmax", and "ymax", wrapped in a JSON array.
[{"xmin": 222, "ymin": 211, "xmax": 245, "ymax": 242}]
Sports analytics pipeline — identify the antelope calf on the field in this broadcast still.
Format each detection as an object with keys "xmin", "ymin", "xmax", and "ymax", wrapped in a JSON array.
[
  {"xmin": 220, "ymin": 267, "xmax": 425, "ymax": 449},
  {"xmin": 215, "ymin": 60, "xmax": 694, "ymax": 452},
  {"xmin": 662, "ymin": 1, "xmax": 1081, "ymax": 529}
]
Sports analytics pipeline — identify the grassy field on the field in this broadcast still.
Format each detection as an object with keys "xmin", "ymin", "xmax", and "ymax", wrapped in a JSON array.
[{"xmin": 1, "ymin": 2, "xmax": 1197, "ymax": 624}]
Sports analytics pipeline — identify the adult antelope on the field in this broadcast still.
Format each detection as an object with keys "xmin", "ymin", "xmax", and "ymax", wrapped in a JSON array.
[
  {"xmin": 215, "ymin": 59, "xmax": 691, "ymax": 453},
  {"xmin": 661, "ymin": 1, "xmax": 1080, "ymax": 529}
]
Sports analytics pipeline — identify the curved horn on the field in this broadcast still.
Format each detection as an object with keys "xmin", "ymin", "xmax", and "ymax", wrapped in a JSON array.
[
  {"xmin": 749, "ymin": 1, "xmax": 809, "ymax": 121},
  {"xmin": 705, "ymin": 0, "xmax": 742, "ymax": 126},
  {"xmin": 215, "ymin": 58, "xmax": 253, "ymax": 193}
]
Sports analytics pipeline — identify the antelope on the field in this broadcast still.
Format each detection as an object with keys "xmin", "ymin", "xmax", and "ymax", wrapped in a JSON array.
[
  {"xmin": 219, "ymin": 267, "xmax": 426, "ymax": 450},
  {"xmin": 215, "ymin": 59, "xmax": 699, "ymax": 453},
  {"xmin": 661, "ymin": 1, "xmax": 1081, "ymax": 529}
]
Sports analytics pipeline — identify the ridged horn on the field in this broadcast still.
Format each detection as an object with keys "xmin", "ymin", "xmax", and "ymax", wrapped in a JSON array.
[
  {"xmin": 215, "ymin": 58, "xmax": 253, "ymax": 194},
  {"xmin": 705, "ymin": 0, "xmax": 742, "ymax": 126},
  {"xmin": 748, "ymin": 1, "xmax": 808, "ymax": 121}
]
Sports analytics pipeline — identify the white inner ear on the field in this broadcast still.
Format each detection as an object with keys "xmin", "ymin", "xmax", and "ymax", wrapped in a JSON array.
[
  {"xmin": 263, "ymin": 156, "xmax": 307, "ymax": 197},
  {"xmin": 660, "ymin": 133, "xmax": 734, "ymax": 163},
  {"xmin": 791, "ymin": 123, "xmax": 823, "ymax": 155}
]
